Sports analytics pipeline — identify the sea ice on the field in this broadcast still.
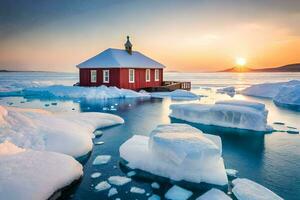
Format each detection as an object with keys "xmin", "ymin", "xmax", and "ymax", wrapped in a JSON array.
[
  {"xmin": 119, "ymin": 124, "xmax": 228, "ymax": 186},
  {"xmin": 232, "ymin": 178, "xmax": 283, "ymax": 200},
  {"xmin": 148, "ymin": 194, "xmax": 161, "ymax": 200},
  {"xmin": 170, "ymin": 100, "xmax": 271, "ymax": 132},
  {"xmin": 217, "ymin": 87, "xmax": 235, "ymax": 96},
  {"xmin": 108, "ymin": 176, "xmax": 132, "ymax": 186},
  {"xmin": 273, "ymin": 84, "xmax": 300, "ymax": 111},
  {"xmin": 0, "ymin": 142, "xmax": 83, "ymax": 200},
  {"xmin": 0, "ymin": 106, "xmax": 124, "ymax": 157},
  {"xmin": 108, "ymin": 188, "xmax": 118, "ymax": 197},
  {"xmin": 151, "ymin": 89, "xmax": 199, "ymax": 100},
  {"xmin": 127, "ymin": 171, "xmax": 136, "ymax": 177},
  {"xmin": 91, "ymin": 172, "xmax": 102, "ymax": 178},
  {"xmin": 151, "ymin": 182, "xmax": 160, "ymax": 189},
  {"xmin": 95, "ymin": 181, "xmax": 111, "ymax": 191},
  {"xmin": 164, "ymin": 185, "xmax": 193, "ymax": 200},
  {"xmin": 130, "ymin": 186, "xmax": 146, "ymax": 194},
  {"xmin": 93, "ymin": 155, "xmax": 111, "ymax": 165},
  {"xmin": 196, "ymin": 188, "xmax": 231, "ymax": 200},
  {"xmin": 226, "ymin": 169, "xmax": 238, "ymax": 177}
]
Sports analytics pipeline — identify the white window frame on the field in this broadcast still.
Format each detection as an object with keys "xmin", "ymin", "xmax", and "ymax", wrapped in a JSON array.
[
  {"xmin": 129, "ymin": 69, "xmax": 135, "ymax": 83},
  {"xmin": 90, "ymin": 70, "xmax": 97, "ymax": 83},
  {"xmin": 154, "ymin": 69, "xmax": 159, "ymax": 81},
  {"xmin": 145, "ymin": 69, "xmax": 151, "ymax": 82},
  {"xmin": 103, "ymin": 70, "xmax": 109, "ymax": 83}
]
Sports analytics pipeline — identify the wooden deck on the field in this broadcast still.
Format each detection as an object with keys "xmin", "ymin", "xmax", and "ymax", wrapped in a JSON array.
[{"xmin": 142, "ymin": 81, "xmax": 191, "ymax": 92}]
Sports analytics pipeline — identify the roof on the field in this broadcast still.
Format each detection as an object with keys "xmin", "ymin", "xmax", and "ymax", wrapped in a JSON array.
[{"xmin": 77, "ymin": 48, "xmax": 165, "ymax": 69}]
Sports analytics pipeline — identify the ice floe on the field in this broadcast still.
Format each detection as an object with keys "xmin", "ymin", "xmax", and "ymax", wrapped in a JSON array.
[
  {"xmin": 0, "ymin": 141, "xmax": 82, "ymax": 200},
  {"xmin": 0, "ymin": 106, "xmax": 124, "ymax": 157},
  {"xmin": 95, "ymin": 181, "xmax": 111, "ymax": 191},
  {"xmin": 164, "ymin": 185, "xmax": 193, "ymax": 200},
  {"xmin": 196, "ymin": 188, "xmax": 231, "ymax": 200},
  {"xmin": 217, "ymin": 87, "xmax": 235, "ymax": 96},
  {"xmin": 108, "ymin": 176, "xmax": 132, "ymax": 186},
  {"xmin": 273, "ymin": 84, "xmax": 300, "ymax": 111},
  {"xmin": 93, "ymin": 155, "xmax": 111, "ymax": 165},
  {"xmin": 119, "ymin": 124, "xmax": 228, "ymax": 186},
  {"xmin": 232, "ymin": 178, "xmax": 283, "ymax": 200},
  {"xmin": 148, "ymin": 194, "xmax": 161, "ymax": 200},
  {"xmin": 150, "ymin": 89, "xmax": 199, "ymax": 100},
  {"xmin": 151, "ymin": 182, "xmax": 160, "ymax": 189},
  {"xmin": 127, "ymin": 171, "xmax": 136, "ymax": 177},
  {"xmin": 130, "ymin": 186, "xmax": 145, "ymax": 194},
  {"xmin": 226, "ymin": 169, "xmax": 238, "ymax": 177},
  {"xmin": 1, "ymin": 85, "xmax": 150, "ymax": 100},
  {"xmin": 108, "ymin": 187, "xmax": 118, "ymax": 197},
  {"xmin": 91, "ymin": 172, "xmax": 102, "ymax": 178},
  {"xmin": 170, "ymin": 100, "xmax": 271, "ymax": 132}
]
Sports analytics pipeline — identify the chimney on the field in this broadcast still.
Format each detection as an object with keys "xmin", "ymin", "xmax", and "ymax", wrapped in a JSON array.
[{"xmin": 124, "ymin": 36, "xmax": 132, "ymax": 55}]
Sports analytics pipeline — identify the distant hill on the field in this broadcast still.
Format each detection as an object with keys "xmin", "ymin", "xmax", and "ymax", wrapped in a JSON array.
[{"xmin": 220, "ymin": 63, "xmax": 300, "ymax": 72}]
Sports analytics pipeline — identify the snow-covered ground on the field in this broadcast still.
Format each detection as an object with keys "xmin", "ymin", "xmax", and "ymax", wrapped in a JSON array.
[
  {"xmin": 0, "ymin": 141, "xmax": 83, "ymax": 200},
  {"xmin": 232, "ymin": 178, "xmax": 283, "ymax": 200},
  {"xmin": 120, "ymin": 123, "xmax": 228, "ymax": 186},
  {"xmin": 241, "ymin": 80, "xmax": 300, "ymax": 111},
  {"xmin": 170, "ymin": 100, "xmax": 271, "ymax": 132},
  {"xmin": 150, "ymin": 89, "xmax": 199, "ymax": 100},
  {"xmin": 0, "ymin": 105, "xmax": 124, "ymax": 157}
]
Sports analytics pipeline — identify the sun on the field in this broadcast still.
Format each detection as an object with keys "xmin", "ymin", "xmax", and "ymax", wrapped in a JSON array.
[{"xmin": 235, "ymin": 57, "xmax": 247, "ymax": 67}]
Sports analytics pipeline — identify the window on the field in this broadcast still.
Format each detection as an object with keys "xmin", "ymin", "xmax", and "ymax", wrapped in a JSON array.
[
  {"xmin": 155, "ymin": 69, "xmax": 159, "ymax": 81},
  {"xmin": 103, "ymin": 70, "xmax": 109, "ymax": 83},
  {"xmin": 129, "ymin": 69, "xmax": 135, "ymax": 83},
  {"xmin": 90, "ymin": 70, "xmax": 97, "ymax": 83},
  {"xmin": 145, "ymin": 69, "xmax": 151, "ymax": 82}
]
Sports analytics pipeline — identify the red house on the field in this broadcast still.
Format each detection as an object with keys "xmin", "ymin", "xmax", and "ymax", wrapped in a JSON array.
[{"xmin": 77, "ymin": 36, "xmax": 165, "ymax": 91}]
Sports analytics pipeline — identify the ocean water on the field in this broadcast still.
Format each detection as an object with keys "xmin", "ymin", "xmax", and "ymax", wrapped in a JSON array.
[{"xmin": 0, "ymin": 72, "xmax": 300, "ymax": 200}]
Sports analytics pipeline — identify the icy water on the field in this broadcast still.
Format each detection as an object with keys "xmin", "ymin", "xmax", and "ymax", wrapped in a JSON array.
[{"xmin": 0, "ymin": 72, "xmax": 300, "ymax": 200}]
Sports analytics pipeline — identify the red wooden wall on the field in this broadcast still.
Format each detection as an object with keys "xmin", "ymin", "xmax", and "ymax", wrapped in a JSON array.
[{"xmin": 79, "ymin": 68, "xmax": 163, "ymax": 90}]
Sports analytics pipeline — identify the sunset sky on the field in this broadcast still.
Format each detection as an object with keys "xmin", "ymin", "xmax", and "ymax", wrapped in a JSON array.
[{"xmin": 0, "ymin": 0, "xmax": 300, "ymax": 72}]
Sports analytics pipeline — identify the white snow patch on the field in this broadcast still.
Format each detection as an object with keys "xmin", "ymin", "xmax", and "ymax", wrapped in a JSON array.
[
  {"xmin": 232, "ymin": 178, "xmax": 283, "ymax": 200},
  {"xmin": 170, "ymin": 100, "xmax": 271, "ymax": 132},
  {"xmin": 0, "ymin": 106, "xmax": 124, "ymax": 157},
  {"xmin": 18, "ymin": 85, "xmax": 150, "ymax": 100},
  {"xmin": 0, "ymin": 142, "xmax": 83, "ymax": 200},
  {"xmin": 91, "ymin": 172, "xmax": 101, "ymax": 178},
  {"xmin": 108, "ymin": 187, "xmax": 118, "ymax": 197},
  {"xmin": 164, "ymin": 185, "xmax": 193, "ymax": 200},
  {"xmin": 95, "ymin": 181, "xmax": 111, "ymax": 191},
  {"xmin": 93, "ymin": 155, "xmax": 111, "ymax": 165},
  {"xmin": 151, "ymin": 182, "xmax": 160, "ymax": 189},
  {"xmin": 151, "ymin": 89, "xmax": 199, "ymax": 100},
  {"xmin": 130, "ymin": 186, "xmax": 145, "ymax": 194},
  {"xmin": 120, "ymin": 124, "xmax": 228, "ymax": 186},
  {"xmin": 108, "ymin": 176, "xmax": 131, "ymax": 186},
  {"xmin": 196, "ymin": 188, "xmax": 231, "ymax": 200}
]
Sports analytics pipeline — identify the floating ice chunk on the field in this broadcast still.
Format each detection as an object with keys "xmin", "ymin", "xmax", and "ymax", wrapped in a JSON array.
[
  {"xmin": 127, "ymin": 171, "xmax": 136, "ymax": 177},
  {"xmin": 196, "ymin": 188, "xmax": 231, "ymax": 200},
  {"xmin": 0, "ymin": 106, "xmax": 124, "ymax": 158},
  {"xmin": 7, "ymin": 85, "xmax": 150, "ymax": 100},
  {"xmin": 217, "ymin": 87, "xmax": 235, "ymax": 96},
  {"xmin": 93, "ymin": 155, "xmax": 111, "ymax": 165},
  {"xmin": 241, "ymin": 80, "xmax": 300, "ymax": 98},
  {"xmin": 108, "ymin": 188, "xmax": 118, "ymax": 197},
  {"xmin": 120, "ymin": 124, "xmax": 228, "ymax": 186},
  {"xmin": 94, "ymin": 141, "xmax": 104, "ymax": 145},
  {"xmin": 95, "ymin": 181, "xmax": 111, "ymax": 191},
  {"xmin": 148, "ymin": 194, "xmax": 161, "ymax": 200},
  {"xmin": 151, "ymin": 89, "xmax": 199, "ymax": 100},
  {"xmin": 130, "ymin": 186, "xmax": 145, "ymax": 194},
  {"xmin": 91, "ymin": 172, "xmax": 101, "ymax": 178},
  {"xmin": 226, "ymin": 169, "xmax": 238, "ymax": 177},
  {"xmin": 232, "ymin": 178, "xmax": 283, "ymax": 200},
  {"xmin": 151, "ymin": 182, "xmax": 160, "ymax": 189},
  {"xmin": 108, "ymin": 176, "xmax": 131, "ymax": 186},
  {"xmin": 0, "ymin": 142, "xmax": 83, "ymax": 200},
  {"xmin": 170, "ymin": 100, "xmax": 271, "ymax": 132},
  {"xmin": 94, "ymin": 130, "xmax": 103, "ymax": 137},
  {"xmin": 164, "ymin": 185, "xmax": 192, "ymax": 200},
  {"xmin": 273, "ymin": 84, "xmax": 300, "ymax": 111}
]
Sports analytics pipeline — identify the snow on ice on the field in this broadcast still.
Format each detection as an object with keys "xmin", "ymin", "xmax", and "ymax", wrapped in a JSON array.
[
  {"xmin": 150, "ymin": 89, "xmax": 199, "ymax": 100},
  {"xmin": 164, "ymin": 185, "xmax": 193, "ymax": 200},
  {"xmin": 0, "ymin": 141, "xmax": 83, "ymax": 200},
  {"xmin": 170, "ymin": 100, "xmax": 271, "ymax": 132},
  {"xmin": 232, "ymin": 178, "xmax": 283, "ymax": 200},
  {"xmin": 0, "ymin": 105, "xmax": 123, "ymax": 158},
  {"xmin": 196, "ymin": 188, "xmax": 231, "ymax": 200},
  {"xmin": 119, "ymin": 123, "xmax": 228, "ymax": 186}
]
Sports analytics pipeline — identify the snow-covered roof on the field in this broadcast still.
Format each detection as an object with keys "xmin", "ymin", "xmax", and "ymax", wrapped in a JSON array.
[{"xmin": 77, "ymin": 48, "xmax": 165, "ymax": 69}]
